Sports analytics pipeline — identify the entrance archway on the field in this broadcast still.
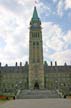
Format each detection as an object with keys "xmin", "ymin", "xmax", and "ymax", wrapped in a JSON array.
[{"xmin": 34, "ymin": 82, "xmax": 39, "ymax": 89}]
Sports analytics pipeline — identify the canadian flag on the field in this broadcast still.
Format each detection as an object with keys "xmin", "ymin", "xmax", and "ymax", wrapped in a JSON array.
[{"xmin": 35, "ymin": 0, "xmax": 38, "ymax": 4}]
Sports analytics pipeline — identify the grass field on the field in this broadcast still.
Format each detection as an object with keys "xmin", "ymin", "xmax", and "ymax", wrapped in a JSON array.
[{"xmin": 0, "ymin": 100, "xmax": 9, "ymax": 105}]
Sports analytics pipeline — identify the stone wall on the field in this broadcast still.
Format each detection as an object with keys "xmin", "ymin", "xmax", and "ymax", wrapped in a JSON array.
[
  {"xmin": 0, "ymin": 62, "xmax": 71, "ymax": 96},
  {"xmin": 0, "ymin": 62, "xmax": 29, "ymax": 94},
  {"xmin": 44, "ymin": 63, "xmax": 71, "ymax": 95}
]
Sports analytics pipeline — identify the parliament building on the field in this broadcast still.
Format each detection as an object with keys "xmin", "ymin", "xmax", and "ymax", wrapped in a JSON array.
[{"xmin": 0, "ymin": 7, "xmax": 71, "ymax": 98}]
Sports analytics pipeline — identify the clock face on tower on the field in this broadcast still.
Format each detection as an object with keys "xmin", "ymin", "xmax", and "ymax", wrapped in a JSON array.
[{"xmin": 33, "ymin": 23, "xmax": 38, "ymax": 27}]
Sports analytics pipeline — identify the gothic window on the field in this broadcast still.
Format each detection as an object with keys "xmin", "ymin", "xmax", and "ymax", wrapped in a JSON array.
[
  {"xmin": 33, "ymin": 42, "xmax": 39, "ymax": 47},
  {"xmin": 36, "ymin": 32, "xmax": 39, "ymax": 38},
  {"xmin": 33, "ymin": 42, "xmax": 35, "ymax": 46},
  {"xmin": 32, "ymin": 33, "xmax": 34, "ymax": 38},
  {"xmin": 34, "ymin": 33, "xmax": 36, "ymax": 38},
  {"xmin": 32, "ymin": 32, "xmax": 39, "ymax": 38},
  {"xmin": 37, "ymin": 42, "xmax": 39, "ymax": 47},
  {"xmin": 38, "ymin": 33, "xmax": 39, "ymax": 37},
  {"xmin": 35, "ymin": 33, "xmax": 37, "ymax": 38}
]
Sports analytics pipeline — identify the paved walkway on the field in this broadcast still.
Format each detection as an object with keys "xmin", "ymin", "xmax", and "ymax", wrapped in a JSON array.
[{"xmin": 0, "ymin": 99, "xmax": 71, "ymax": 108}]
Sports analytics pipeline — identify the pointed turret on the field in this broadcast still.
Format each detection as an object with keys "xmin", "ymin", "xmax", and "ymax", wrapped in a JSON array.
[
  {"xmin": 32, "ymin": 7, "xmax": 39, "ymax": 20},
  {"xmin": 30, "ymin": 6, "xmax": 41, "ymax": 24}
]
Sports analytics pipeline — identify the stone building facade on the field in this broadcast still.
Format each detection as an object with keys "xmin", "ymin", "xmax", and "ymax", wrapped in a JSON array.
[
  {"xmin": 0, "ymin": 7, "xmax": 71, "ymax": 96},
  {"xmin": 0, "ymin": 62, "xmax": 71, "ymax": 96}
]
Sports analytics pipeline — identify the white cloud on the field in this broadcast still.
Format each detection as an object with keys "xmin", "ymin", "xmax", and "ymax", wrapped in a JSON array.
[
  {"xmin": 37, "ymin": 2, "xmax": 51, "ymax": 17},
  {"xmin": 42, "ymin": 22, "xmax": 71, "ymax": 65},
  {"xmin": 0, "ymin": 0, "xmax": 52, "ymax": 66},
  {"xmin": 42, "ymin": 22, "xmax": 66, "ymax": 51},
  {"xmin": 53, "ymin": 0, "xmax": 71, "ymax": 16},
  {"xmin": 64, "ymin": 30, "xmax": 71, "ymax": 43},
  {"xmin": 16, "ymin": 0, "xmax": 34, "ymax": 6},
  {"xmin": 53, "ymin": 0, "xmax": 57, "ymax": 3},
  {"xmin": 65, "ymin": 0, "xmax": 71, "ymax": 10},
  {"xmin": 0, "ymin": 0, "xmax": 71, "ymax": 66},
  {"xmin": 50, "ymin": 49, "xmax": 71, "ymax": 65},
  {"xmin": 0, "ymin": 0, "xmax": 46, "ymax": 66},
  {"xmin": 0, "ymin": 5, "xmax": 29, "ymax": 66},
  {"xmin": 57, "ymin": 0, "xmax": 64, "ymax": 16}
]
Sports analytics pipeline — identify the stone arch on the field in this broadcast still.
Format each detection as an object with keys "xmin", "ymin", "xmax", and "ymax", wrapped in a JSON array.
[{"xmin": 34, "ymin": 82, "xmax": 39, "ymax": 89}]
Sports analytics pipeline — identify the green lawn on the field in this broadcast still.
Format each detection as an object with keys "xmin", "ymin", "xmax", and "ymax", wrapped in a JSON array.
[{"xmin": 0, "ymin": 100, "xmax": 8, "ymax": 104}]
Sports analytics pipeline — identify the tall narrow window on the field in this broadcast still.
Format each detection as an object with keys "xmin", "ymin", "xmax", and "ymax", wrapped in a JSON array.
[
  {"xmin": 35, "ymin": 32, "xmax": 37, "ymax": 38},
  {"xmin": 38, "ymin": 33, "xmax": 39, "ymax": 38},
  {"xmin": 33, "ymin": 42, "xmax": 35, "ymax": 46},
  {"xmin": 37, "ymin": 42, "xmax": 39, "ymax": 46}
]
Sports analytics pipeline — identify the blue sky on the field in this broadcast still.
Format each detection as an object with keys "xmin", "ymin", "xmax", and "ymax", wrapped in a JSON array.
[
  {"xmin": 0, "ymin": 0, "xmax": 71, "ymax": 66},
  {"xmin": 40, "ymin": 0, "xmax": 71, "ymax": 32}
]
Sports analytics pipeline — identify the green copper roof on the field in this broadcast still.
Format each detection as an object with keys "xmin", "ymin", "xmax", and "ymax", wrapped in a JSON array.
[{"xmin": 32, "ymin": 7, "xmax": 40, "ymax": 21}]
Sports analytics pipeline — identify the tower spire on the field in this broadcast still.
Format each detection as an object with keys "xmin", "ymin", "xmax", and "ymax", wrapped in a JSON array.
[
  {"xmin": 30, "ymin": 6, "xmax": 41, "ymax": 24},
  {"xmin": 33, "ymin": 6, "xmax": 38, "ymax": 19},
  {"xmin": 32, "ymin": 6, "xmax": 39, "ymax": 20}
]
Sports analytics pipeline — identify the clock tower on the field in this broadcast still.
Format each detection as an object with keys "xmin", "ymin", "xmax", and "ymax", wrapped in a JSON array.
[{"xmin": 29, "ymin": 7, "xmax": 44, "ymax": 89}]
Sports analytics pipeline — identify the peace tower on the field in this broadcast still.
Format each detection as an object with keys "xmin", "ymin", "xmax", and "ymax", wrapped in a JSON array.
[{"xmin": 29, "ymin": 7, "xmax": 44, "ymax": 89}]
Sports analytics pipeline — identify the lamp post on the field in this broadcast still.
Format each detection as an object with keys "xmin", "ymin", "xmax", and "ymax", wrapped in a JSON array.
[
  {"xmin": 55, "ymin": 80, "xmax": 58, "ymax": 90},
  {"xmin": 14, "ymin": 83, "xmax": 17, "ymax": 96},
  {"xmin": 19, "ymin": 81, "xmax": 22, "ymax": 90}
]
